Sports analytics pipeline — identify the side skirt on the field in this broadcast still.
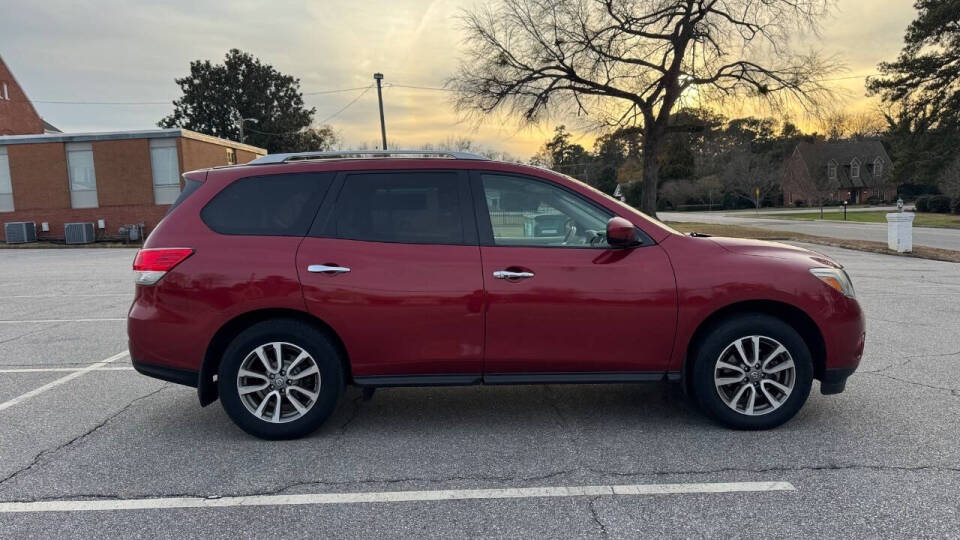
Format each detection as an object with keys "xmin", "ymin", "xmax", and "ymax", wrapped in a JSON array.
[{"xmin": 353, "ymin": 372, "xmax": 680, "ymax": 388}]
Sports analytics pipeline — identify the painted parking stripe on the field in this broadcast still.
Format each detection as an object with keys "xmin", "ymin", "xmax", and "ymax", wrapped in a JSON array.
[
  {"xmin": 0, "ymin": 481, "xmax": 794, "ymax": 513},
  {"xmin": 0, "ymin": 351, "xmax": 129, "ymax": 413},
  {"xmin": 0, "ymin": 318, "xmax": 125, "ymax": 324},
  {"xmin": 0, "ymin": 367, "xmax": 135, "ymax": 373}
]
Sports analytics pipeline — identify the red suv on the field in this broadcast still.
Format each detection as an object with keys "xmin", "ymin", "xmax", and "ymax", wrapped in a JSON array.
[{"xmin": 129, "ymin": 151, "xmax": 864, "ymax": 439}]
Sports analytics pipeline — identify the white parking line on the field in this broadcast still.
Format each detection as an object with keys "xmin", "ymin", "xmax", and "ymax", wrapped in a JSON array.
[
  {"xmin": 0, "ymin": 351, "xmax": 129, "ymax": 413},
  {"xmin": 0, "ymin": 367, "xmax": 135, "ymax": 373},
  {"xmin": 0, "ymin": 293, "xmax": 129, "ymax": 299},
  {"xmin": 0, "ymin": 318, "xmax": 125, "ymax": 324},
  {"xmin": 0, "ymin": 481, "xmax": 794, "ymax": 513}
]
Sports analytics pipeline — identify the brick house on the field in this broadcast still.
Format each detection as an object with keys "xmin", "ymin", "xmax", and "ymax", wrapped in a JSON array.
[
  {"xmin": 782, "ymin": 141, "xmax": 895, "ymax": 206},
  {"xmin": 0, "ymin": 129, "xmax": 265, "ymax": 241},
  {"xmin": 0, "ymin": 54, "xmax": 57, "ymax": 136}
]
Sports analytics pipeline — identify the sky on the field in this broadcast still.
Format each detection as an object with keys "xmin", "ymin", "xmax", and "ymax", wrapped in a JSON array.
[{"xmin": 1, "ymin": 0, "xmax": 918, "ymax": 158}]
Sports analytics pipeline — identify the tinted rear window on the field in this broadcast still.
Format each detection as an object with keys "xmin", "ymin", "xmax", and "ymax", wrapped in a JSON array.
[
  {"xmin": 328, "ymin": 172, "xmax": 464, "ymax": 244},
  {"xmin": 201, "ymin": 173, "xmax": 333, "ymax": 236}
]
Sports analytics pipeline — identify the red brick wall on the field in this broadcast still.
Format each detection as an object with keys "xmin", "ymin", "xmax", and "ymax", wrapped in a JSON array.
[
  {"xmin": 93, "ymin": 139, "xmax": 154, "ymax": 207},
  {"xmin": 7, "ymin": 143, "xmax": 70, "ymax": 210},
  {"xmin": 0, "ymin": 57, "xmax": 45, "ymax": 135},
  {"xmin": 1, "ymin": 134, "xmax": 264, "ymax": 242},
  {"xmin": 179, "ymin": 138, "xmax": 232, "ymax": 171}
]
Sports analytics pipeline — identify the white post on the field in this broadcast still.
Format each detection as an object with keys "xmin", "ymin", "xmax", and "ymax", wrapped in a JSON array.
[{"xmin": 886, "ymin": 212, "xmax": 915, "ymax": 253}]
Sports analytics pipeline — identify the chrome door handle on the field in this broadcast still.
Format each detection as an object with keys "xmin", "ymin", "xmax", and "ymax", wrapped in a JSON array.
[
  {"xmin": 308, "ymin": 264, "xmax": 351, "ymax": 274},
  {"xmin": 493, "ymin": 270, "xmax": 534, "ymax": 280}
]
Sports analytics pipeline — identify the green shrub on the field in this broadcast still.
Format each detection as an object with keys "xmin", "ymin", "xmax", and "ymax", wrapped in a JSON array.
[
  {"xmin": 915, "ymin": 195, "xmax": 930, "ymax": 212},
  {"xmin": 952, "ymin": 197, "xmax": 960, "ymax": 215},
  {"xmin": 794, "ymin": 199, "xmax": 806, "ymax": 207},
  {"xmin": 928, "ymin": 195, "xmax": 952, "ymax": 213},
  {"xmin": 864, "ymin": 195, "xmax": 884, "ymax": 205}
]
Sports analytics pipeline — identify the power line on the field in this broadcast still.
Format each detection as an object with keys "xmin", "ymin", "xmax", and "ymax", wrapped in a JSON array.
[
  {"xmin": 318, "ymin": 85, "xmax": 373, "ymax": 124},
  {"xmin": 25, "ymin": 84, "xmax": 378, "ymax": 106}
]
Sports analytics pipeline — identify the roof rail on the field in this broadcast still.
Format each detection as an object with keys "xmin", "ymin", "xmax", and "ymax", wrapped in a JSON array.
[{"xmin": 246, "ymin": 149, "xmax": 490, "ymax": 165}]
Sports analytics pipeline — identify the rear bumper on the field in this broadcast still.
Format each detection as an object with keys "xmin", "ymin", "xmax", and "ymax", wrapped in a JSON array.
[{"xmin": 131, "ymin": 352, "xmax": 198, "ymax": 388}]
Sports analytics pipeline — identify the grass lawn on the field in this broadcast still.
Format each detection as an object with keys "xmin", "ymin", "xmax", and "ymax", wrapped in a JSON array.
[
  {"xmin": 757, "ymin": 209, "xmax": 960, "ymax": 229},
  {"xmin": 666, "ymin": 221, "xmax": 960, "ymax": 263}
]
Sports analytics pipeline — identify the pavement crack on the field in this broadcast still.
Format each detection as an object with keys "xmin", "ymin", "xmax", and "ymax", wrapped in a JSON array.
[
  {"xmin": 588, "ymin": 496, "xmax": 609, "ymax": 538},
  {"xmin": 0, "ymin": 385, "xmax": 168, "ymax": 490},
  {"xmin": 859, "ymin": 371, "xmax": 960, "ymax": 396},
  {"xmin": 860, "ymin": 350, "xmax": 960, "ymax": 374}
]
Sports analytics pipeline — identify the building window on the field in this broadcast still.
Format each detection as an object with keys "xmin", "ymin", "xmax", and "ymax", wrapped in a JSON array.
[
  {"xmin": 226, "ymin": 148, "xmax": 237, "ymax": 165},
  {"xmin": 1, "ymin": 83, "xmax": 8, "ymax": 100},
  {"xmin": 66, "ymin": 142, "xmax": 98, "ymax": 208},
  {"xmin": 150, "ymin": 139, "xmax": 181, "ymax": 205},
  {"xmin": 0, "ymin": 147, "xmax": 13, "ymax": 212},
  {"xmin": 827, "ymin": 160, "xmax": 837, "ymax": 181},
  {"xmin": 850, "ymin": 158, "xmax": 860, "ymax": 179},
  {"xmin": 874, "ymin": 157, "xmax": 883, "ymax": 177}
]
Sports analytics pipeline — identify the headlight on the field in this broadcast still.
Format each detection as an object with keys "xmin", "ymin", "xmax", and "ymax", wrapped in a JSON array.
[{"xmin": 810, "ymin": 268, "xmax": 856, "ymax": 298}]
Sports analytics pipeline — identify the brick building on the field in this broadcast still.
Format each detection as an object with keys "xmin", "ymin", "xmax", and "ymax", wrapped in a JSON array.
[
  {"xmin": 0, "ymin": 129, "xmax": 265, "ymax": 241},
  {"xmin": 782, "ymin": 141, "xmax": 895, "ymax": 206}
]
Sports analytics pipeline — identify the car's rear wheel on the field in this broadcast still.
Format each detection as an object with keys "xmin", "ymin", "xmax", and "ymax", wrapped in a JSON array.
[
  {"xmin": 691, "ymin": 313, "xmax": 813, "ymax": 430},
  {"xmin": 218, "ymin": 319, "xmax": 343, "ymax": 439}
]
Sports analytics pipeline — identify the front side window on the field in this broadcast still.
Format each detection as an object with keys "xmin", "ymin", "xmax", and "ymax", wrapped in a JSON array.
[
  {"xmin": 874, "ymin": 157, "xmax": 883, "ymax": 177},
  {"xmin": 851, "ymin": 158, "xmax": 860, "ymax": 179},
  {"xmin": 480, "ymin": 174, "xmax": 612, "ymax": 248},
  {"xmin": 150, "ymin": 139, "xmax": 181, "ymax": 205},
  {"xmin": 201, "ymin": 173, "xmax": 333, "ymax": 236},
  {"xmin": 66, "ymin": 142, "xmax": 98, "ymax": 208},
  {"xmin": 329, "ymin": 172, "xmax": 465, "ymax": 245},
  {"xmin": 0, "ymin": 146, "xmax": 12, "ymax": 212},
  {"xmin": 827, "ymin": 160, "xmax": 838, "ymax": 181}
]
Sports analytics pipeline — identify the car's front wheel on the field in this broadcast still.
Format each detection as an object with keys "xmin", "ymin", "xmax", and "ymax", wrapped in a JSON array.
[
  {"xmin": 218, "ymin": 319, "xmax": 344, "ymax": 439},
  {"xmin": 691, "ymin": 313, "xmax": 813, "ymax": 430}
]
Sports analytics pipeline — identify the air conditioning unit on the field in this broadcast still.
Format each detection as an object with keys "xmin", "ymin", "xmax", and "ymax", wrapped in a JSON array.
[
  {"xmin": 65, "ymin": 222, "xmax": 96, "ymax": 244},
  {"xmin": 4, "ymin": 222, "xmax": 38, "ymax": 244}
]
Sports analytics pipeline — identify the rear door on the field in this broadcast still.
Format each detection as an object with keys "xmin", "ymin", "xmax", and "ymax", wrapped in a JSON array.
[
  {"xmin": 473, "ymin": 172, "xmax": 677, "ymax": 378},
  {"xmin": 296, "ymin": 170, "xmax": 484, "ymax": 381}
]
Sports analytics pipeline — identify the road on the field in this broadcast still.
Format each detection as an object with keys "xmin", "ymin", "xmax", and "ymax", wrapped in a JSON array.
[
  {"xmin": 0, "ymin": 247, "xmax": 958, "ymax": 538},
  {"xmin": 660, "ymin": 209, "xmax": 960, "ymax": 251}
]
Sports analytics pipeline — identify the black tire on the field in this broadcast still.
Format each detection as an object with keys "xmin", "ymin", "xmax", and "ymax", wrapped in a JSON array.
[
  {"xmin": 691, "ymin": 313, "xmax": 813, "ymax": 430},
  {"xmin": 218, "ymin": 319, "xmax": 344, "ymax": 440}
]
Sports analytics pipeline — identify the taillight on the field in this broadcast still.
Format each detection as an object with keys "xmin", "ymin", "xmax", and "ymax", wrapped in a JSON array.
[{"xmin": 133, "ymin": 248, "xmax": 193, "ymax": 285}]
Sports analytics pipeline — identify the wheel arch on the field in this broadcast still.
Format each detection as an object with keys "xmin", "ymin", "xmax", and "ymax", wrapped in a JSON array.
[
  {"xmin": 681, "ymin": 300, "xmax": 826, "ymax": 394},
  {"xmin": 198, "ymin": 308, "xmax": 351, "ymax": 406}
]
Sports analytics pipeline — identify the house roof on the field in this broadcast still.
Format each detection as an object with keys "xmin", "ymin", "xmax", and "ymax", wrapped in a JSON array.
[
  {"xmin": 42, "ymin": 119, "xmax": 61, "ymax": 133},
  {"xmin": 0, "ymin": 128, "xmax": 266, "ymax": 154},
  {"xmin": 794, "ymin": 140, "xmax": 892, "ymax": 189}
]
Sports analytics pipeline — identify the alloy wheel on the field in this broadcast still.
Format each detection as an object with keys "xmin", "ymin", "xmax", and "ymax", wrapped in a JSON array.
[
  {"xmin": 714, "ymin": 335, "xmax": 796, "ymax": 416},
  {"xmin": 236, "ymin": 342, "xmax": 322, "ymax": 423}
]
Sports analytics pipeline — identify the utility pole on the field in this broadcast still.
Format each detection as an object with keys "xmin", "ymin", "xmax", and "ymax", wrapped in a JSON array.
[
  {"xmin": 237, "ymin": 117, "xmax": 258, "ymax": 143},
  {"xmin": 374, "ymin": 73, "xmax": 387, "ymax": 150}
]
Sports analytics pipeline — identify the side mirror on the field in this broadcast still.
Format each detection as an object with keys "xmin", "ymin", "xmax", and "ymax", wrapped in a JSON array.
[{"xmin": 606, "ymin": 217, "xmax": 641, "ymax": 248}]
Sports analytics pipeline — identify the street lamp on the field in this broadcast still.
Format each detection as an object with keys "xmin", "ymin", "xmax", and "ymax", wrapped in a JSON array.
[{"xmin": 238, "ymin": 117, "xmax": 258, "ymax": 143}]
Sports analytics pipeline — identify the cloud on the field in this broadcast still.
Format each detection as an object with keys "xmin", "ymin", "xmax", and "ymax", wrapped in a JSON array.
[{"xmin": 1, "ymin": 0, "xmax": 915, "ymax": 158}]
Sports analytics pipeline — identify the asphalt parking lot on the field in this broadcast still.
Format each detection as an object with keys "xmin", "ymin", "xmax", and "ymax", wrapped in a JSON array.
[{"xmin": 0, "ymin": 245, "xmax": 958, "ymax": 538}]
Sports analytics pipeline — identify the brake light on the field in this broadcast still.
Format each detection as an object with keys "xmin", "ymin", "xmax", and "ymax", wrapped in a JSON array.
[{"xmin": 133, "ymin": 248, "xmax": 193, "ymax": 285}]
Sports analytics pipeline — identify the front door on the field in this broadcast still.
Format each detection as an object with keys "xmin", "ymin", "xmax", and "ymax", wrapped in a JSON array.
[
  {"xmin": 474, "ymin": 172, "xmax": 677, "ymax": 377},
  {"xmin": 297, "ymin": 170, "xmax": 484, "ymax": 381}
]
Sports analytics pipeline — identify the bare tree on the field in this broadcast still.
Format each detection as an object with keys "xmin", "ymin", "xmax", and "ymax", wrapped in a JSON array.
[
  {"xmin": 820, "ymin": 111, "xmax": 886, "ymax": 140},
  {"xmin": 451, "ymin": 0, "xmax": 838, "ymax": 216}
]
